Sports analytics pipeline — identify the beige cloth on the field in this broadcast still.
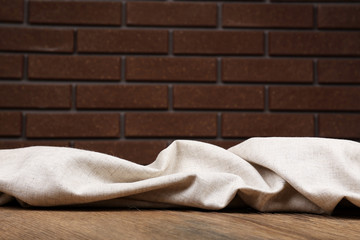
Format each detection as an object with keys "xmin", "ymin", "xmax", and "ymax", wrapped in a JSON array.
[{"xmin": 0, "ymin": 137, "xmax": 359, "ymax": 214}]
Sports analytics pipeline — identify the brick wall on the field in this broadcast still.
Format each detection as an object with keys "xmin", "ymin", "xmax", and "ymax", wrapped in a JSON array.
[{"xmin": 0, "ymin": 0, "xmax": 359, "ymax": 165}]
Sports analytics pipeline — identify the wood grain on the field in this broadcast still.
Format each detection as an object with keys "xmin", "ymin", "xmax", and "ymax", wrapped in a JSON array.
[{"xmin": 1, "ymin": 206, "xmax": 360, "ymax": 239}]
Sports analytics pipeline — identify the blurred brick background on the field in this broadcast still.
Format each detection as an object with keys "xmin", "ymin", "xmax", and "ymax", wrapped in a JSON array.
[{"xmin": 0, "ymin": 0, "xmax": 359, "ymax": 164}]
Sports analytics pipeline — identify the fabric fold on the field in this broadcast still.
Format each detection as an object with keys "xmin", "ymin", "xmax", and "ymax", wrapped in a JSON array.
[{"xmin": 0, "ymin": 137, "xmax": 359, "ymax": 214}]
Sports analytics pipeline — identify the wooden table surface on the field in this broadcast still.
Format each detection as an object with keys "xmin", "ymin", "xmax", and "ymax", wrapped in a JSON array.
[{"xmin": 1, "ymin": 206, "xmax": 360, "ymax": 240}]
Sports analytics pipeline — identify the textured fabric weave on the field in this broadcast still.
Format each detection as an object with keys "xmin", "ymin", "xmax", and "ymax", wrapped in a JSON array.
[{"xmin": 0, "ymin": 137, "xmax": 359, "ymax": 214}]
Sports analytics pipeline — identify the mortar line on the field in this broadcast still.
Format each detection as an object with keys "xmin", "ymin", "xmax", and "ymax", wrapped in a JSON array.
[
  {"xmin": 121, "ymin": 56, "xmax": 126, "ymax": 83},
  {"xmin": 168, "ymin": 30, "xmax": 173, "ymax": 56},
  {"xmin": 217, "ymin": 113, "xmax": 222, "ymax": 140},
  {"xmin": 7, "ymin": 109, "xmax": 358, "ymax": 114},
  {"xmin": 2, "ymin": 80, "xmax": 353, "ymax": 87},
  {"xmin": 2, "ymin": 51, "xmax": 360, "ymax": 59},
  {"xmin": 122, "ymin": 1, "xmax": 126, "ymax": 27},
  {"xmin": 120, "ymin": 112, "xmax": 125, "ymax": 139},
  {"xmin": 314, "ymin": 4, "xmax": 318, "ymax": 31},
  {"xmin": 264, "ymin": 31, "xmax": 269, "ymax": 58},
  {"xmin": 6, "ymin": 23, "xmax": 360, "ymax": 31},
  {"xmin": 21, "ymin": 112, "xmax": 26, "ymax": 140},
  {"xmin": 217, "ymin": 58, "xmax": 222, "ymax": 85},
  {"xmin": 71, "ymin": 84, "xmax": 76, "ymax": 112},
  {"xmin": 24, "ymin": 0, "xmax": 28, "ymax": 25},
  {"xmin": 73, "ymin": 29, "xmax": 78, "ymax": 54},
  {"xmin": 314, "ymin": 114, "xmax": 319, "ymax": 137},
  {"xmin": 217, "ymin": 2, "xmax": 222, "ymax": 30}
]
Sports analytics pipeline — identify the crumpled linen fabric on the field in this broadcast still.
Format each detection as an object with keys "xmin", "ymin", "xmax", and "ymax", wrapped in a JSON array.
[{"xmin": 0, "ymin": 137, "xmax": 359, "ymax": 214}]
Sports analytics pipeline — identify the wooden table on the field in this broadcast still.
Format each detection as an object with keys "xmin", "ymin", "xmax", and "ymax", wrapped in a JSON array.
[{"xmin": 1, "ymin": 206, "xmax": 360, "ymax": 239}]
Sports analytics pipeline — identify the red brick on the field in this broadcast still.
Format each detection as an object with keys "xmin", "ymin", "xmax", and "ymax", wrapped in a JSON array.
[
  {"xmin": 28, "ymin": 55, "xmax": 121, "ymax": 81},
  {"xmin": 319, "ymin": 114, "xmax": 360, "ymax": 138},
  {"xmin": 125, "ymin": 113, "xmax": 217, "ymax": 137},
  {"xmin": 29, "ymin": 1, "xmax": 122, "ymax": 26},
  {"xmin": 173, "ymin": 85, "xmax": 264, "ymax": 110},
  {"xmin": 318, "ymin": 5, "xmax": 360, "ymax": 29},
  {"xmin": 318, "ymin": 60, "xmax": 360, "ymax": 84},
  {"xmin": 0, "ymin": 0, "xmax": 23, "ymax": 22},
  {"xmin": 223, "ymin": 4, "xmax": 313, "ymax": 28},
  {"xmin": 126, "ymin": 57, "xmax": 216, "ymax": 82},
  {"xmin": 74, "ymin": 141, "xmax": 168, "ymax": 165},
  {"xmin": 222, "ymin": 113, "xmax": 314, "ymax": 137},
  {"xmin": 0, "ymin": 141, "xmax": 70, "ymax": 149},
  {"xmin": 173, "ymin": 31, "xmax": 264, "ymax": 55},
  {"xmin": 26, "ymin": 113, "xmax": 120, "ymax": 138},
  {"xmin": 269, "ymin": 87, "xmax": 360, "ymax": 111},
  {"xmin": 78, "ymin": 29, "xmax": 168, "ymax": 54},
  {"xmin": 0, "ymin": 84, "xmax": 71, "ymax": 109},
  {"xmin": 0, "ymin": 55, "xmax": 23, "ymax": 79},
  {"xmin": 77, "ymin": 85, "xmax": 168, "ymax": 109},
  {"xmin": 0, "ymin": 27, "xmax": 74, "ymax": 53},
  {"xmin": 222, "ymin": 59, "xmax": 313, "ymax": 83},
  {"xmin": 269, "ymin": 32, "xmax": 360, "ymax": 56},
  {"xmin": 127, "ymin": 2, "xmax": 216, "ymax": 27},
  {"xmin": 0, "ymin": 112, "xmax": 22, "ymax": 137}
]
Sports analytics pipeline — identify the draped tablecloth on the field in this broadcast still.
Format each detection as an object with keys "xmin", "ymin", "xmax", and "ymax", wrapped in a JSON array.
[{"xmin": 1, "ymin": 137, "xmax": 359, "ymax": 214}]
